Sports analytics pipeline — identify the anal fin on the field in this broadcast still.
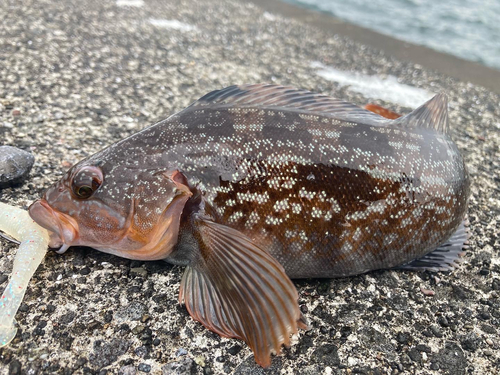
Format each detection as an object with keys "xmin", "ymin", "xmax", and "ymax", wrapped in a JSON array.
[
  {"xmin": 395, "ymin": 219, "xmax": 470, "ymax": 272},
  {"xmin": 179, "ymin": 217, "xmax": 304, "ymax": 367}
]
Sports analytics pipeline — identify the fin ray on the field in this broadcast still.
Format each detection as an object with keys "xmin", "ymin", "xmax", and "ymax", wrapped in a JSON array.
[
  {"xmin": 179, "ymin": 84, "xmax": 388, "ymax": 125},
  {"xmin": 212, "ymin": 233, "xmax": 292, "ymax": 349},
  {"xmin": 179, "ymin": 218, "xmax": 302, "ymax": 367},
  {"xmin": 390, "ymin": 92, "xmax": 449, "ymax": 134}
]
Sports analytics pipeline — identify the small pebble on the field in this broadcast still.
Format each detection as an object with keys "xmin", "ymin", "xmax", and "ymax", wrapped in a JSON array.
[
  {"xmin": 137, "ymin": 363, "xmax": 151, "ymax": 373},
  {"xmin": 0, "ymin": 146, "xmax": 35, "ymax": 188},
  {"xmin": 227, "ymin": 345, "xmax": 242, "ymax": 355},
  {"xmin": 420, "ymin": 287, "xmax": 435, "ymax": 296}
]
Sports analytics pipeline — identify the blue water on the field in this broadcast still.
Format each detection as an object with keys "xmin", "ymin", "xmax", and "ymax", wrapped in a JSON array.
[{"xmin": 283, "ymin": 0, "xmax": 500, "ymax": 70}]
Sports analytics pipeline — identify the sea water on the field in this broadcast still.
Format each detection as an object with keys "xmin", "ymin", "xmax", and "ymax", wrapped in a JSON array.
[{"xmin": 284, "ymin": 0, "xmax": 500, "ymax": 70}]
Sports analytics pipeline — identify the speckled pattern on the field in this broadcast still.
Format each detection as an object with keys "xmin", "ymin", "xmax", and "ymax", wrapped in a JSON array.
[{"xmin": 0, "ymin": 0, "xmax": 499, "ymax": 374}]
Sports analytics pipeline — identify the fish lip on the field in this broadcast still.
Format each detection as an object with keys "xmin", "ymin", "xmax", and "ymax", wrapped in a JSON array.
[{"xmin": 29, "ymin": 199, "xmax": 79, "ymax": 250}]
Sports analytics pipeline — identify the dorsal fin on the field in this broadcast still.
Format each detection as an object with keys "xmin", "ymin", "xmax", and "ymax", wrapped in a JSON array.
[
  {"xmin": 390, "ymin": 92, "xmax": 449, "ymax": 134},
  {"xmin": 178, "ymin": 84, "xmax": 387, "ymax": 125}
]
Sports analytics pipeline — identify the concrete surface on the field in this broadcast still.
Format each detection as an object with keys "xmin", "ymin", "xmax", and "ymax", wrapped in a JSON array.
[{"xmin": 0, "ymin": 0, "xmax": 499, "ymax": 374}]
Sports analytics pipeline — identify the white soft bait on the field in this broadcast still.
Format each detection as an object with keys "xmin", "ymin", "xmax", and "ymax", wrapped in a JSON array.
[{"xmin": 0, "ymin": 202, "xmax": 48, "ymax": 347}]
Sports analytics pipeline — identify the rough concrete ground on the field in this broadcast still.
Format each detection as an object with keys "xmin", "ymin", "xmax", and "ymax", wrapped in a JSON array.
[{"xmin": 0, "ymin": 0, "xmax": 499, "ymax": 374}]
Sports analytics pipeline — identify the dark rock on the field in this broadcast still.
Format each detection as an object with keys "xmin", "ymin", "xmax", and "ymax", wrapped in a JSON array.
[
  {"xmin": 478, "ymin": 310, "xmax": 491, "ymax": 320},
  {"xmin": 8, "ymin": 360, "xmax": 22, "ymax": 375},
  {"xmin": 416, "ymin": 344, "xmax": 431, "ymax": 353},
  {"xmin": 161, "ymin": 358, "xmax": 195, "ymax": 375},
  {"xmin": 0, "ymin": 146, "xmax": 35, "ymax": 188},
  {"xmin": 228, "ymin": 345, "xmax": 242, "ymax": 356},
  {"xmin": 434, "ymin": 342, "xmax": 467, "ymax": 374},
  {"xmin": 79, "ymin": 267, "xmax": 91, "ymax": 275},
  {"xmin": 408, "ymin": 347, "xmax": 422, "ymax": 363},
  {"xmin": 311, "ymin": 344, "xmax": 340, "ymax": 367},
  {"xmin": 234, "ymin": 356, "xmax": 282, "ymax": 374},
  {"xmin": 451, "ymin": 285, "xmax": 472, "ymax": 300},
  {"xmin": 138, "ymin": 363, "xmax": 151, "ymax": 373},
  {"xmin": 60, "ymin": 311, "xmax": 76, "ymax": 325},
  {"xmin": 89, "ymin": 338, "xmax": 130, "ymax": 369},
  {"xmin": 430, "ymin": 325, "xmax": 443, "ymax": 338},
  {"xmin": 135, "ymin": 346, "xmax": 148, "ymax": 358},
  {"xmin": 396, "ymin": 332, "xmax": 410, "ymax": 345},
  {"xmin": 104, "ymin": 311, "xmax": 113, "ymax": 323},
  {"xmin": 480, "ymin": 324, "xmax": 496, "ymax": 334},
  {"xmin": 87, "ymin": 320, "xmax": 102, "ymax": 332},
  {"xmin": 400, "ymin": 354, "xmax": 411, "ymax": 365},
  {"xmin": 33, "ymin": 320, "xmax": 46, "ymax": 336},
  {"xmin": 316, "ymin": 280, "xmax": 330, "ymax": 295},
  {"xmin": 295, "ymin": 334, "xmax": 314, "ymax": 353},
  {"xmin": 58, "ymin": 332, "xmax": 74, "ymax": 351},
  {"xmin": 438, "ymin": 316, "xmax": 449, "ymax": 327},
  {"xmin": 360, "ymin": 327, "xmax": 394, "ymax": 353}
]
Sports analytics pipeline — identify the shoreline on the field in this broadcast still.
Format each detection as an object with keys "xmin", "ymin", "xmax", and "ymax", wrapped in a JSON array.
[{"xmin": 250, "ymin": 0, "xmax": 500, "ymax": 94}]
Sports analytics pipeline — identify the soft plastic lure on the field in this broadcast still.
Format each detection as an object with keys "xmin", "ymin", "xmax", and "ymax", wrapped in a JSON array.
[{"xmin": 0, "ymin": 202, "xmax": 48, "ymax": 347}]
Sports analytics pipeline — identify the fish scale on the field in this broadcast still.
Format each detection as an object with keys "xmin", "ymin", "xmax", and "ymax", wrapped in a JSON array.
[
  {"xmin": 107, "ymin": 104, "xmax": 467, "ymax": 277},
  {"xmin": 28, "ymin": 84, "xmax": 470, "ymax": 367}
]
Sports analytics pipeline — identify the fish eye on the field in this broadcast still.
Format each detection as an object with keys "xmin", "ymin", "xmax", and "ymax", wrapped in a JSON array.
[{"xmin": 71, "ymin": 166, "xmax": 103, "ymax": 199}]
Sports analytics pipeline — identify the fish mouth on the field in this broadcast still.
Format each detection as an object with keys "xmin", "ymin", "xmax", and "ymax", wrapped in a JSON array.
[{"xmin": 29, "ymin": 199, "xmax": 79, "ymax": 252}]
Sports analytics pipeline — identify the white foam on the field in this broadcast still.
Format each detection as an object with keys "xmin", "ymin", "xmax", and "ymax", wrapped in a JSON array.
[
  {"xmin": 311, "ymin": 62, "xmax": 433, "ymax": 108},
  {"xmin": 263, "ymin": 12, "xmax": 278, "ymax": 21},
  {"xmin": 148, "ymin": 19, "xmax": 197, "ymax": 32},
  {"xmin": 116, "ymin": 0, "xmax": 144, "ymax": 7}
]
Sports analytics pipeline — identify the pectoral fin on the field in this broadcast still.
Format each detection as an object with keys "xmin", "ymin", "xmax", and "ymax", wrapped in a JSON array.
[{"xmin": 178, "ymin": 218, "xmax": 304, "ymax": 367}]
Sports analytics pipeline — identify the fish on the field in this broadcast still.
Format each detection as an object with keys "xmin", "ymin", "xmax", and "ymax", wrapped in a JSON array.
[{"xmin": 28, "ymin": 84, "xmax": 470, "ymax": 367}]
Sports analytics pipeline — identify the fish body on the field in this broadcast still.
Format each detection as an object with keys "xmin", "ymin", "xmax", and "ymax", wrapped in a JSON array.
[{"xmin": 29, "ymin": 85, "xmax": 470, "ymax": 366}]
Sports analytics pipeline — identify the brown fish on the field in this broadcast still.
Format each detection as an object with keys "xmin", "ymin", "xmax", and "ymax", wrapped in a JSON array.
[{"xmin": 28, "ymin": 84, "xmax": 470, "ymax": 366}]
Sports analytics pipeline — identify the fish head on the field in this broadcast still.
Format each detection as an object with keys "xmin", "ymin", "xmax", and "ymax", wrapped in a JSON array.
[{"xmin": 29, "ymin": 158, "xmax": 192, "ymax": 260}]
